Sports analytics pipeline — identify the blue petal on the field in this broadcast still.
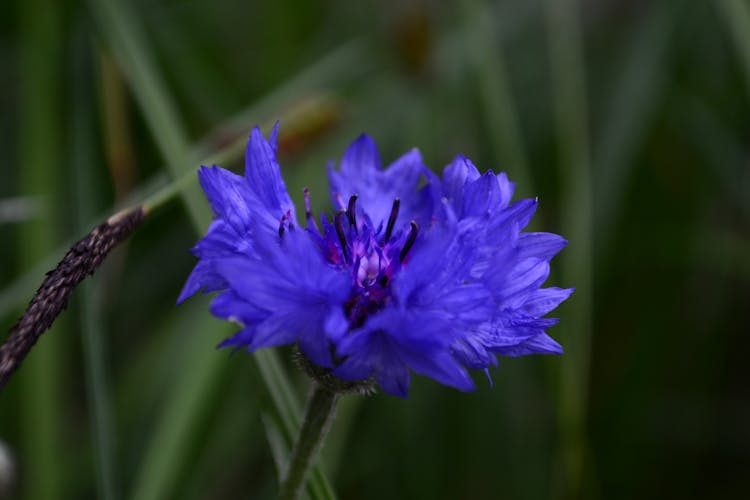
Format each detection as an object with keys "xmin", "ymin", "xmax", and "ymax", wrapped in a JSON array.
[
  {"xmin": 491, "ymin": 333, "xmax": 563, "ymax": 357},
  {"xmin": 298, "ymin": 324, "xmax": 337, "ymax": 368},
  {"xmin": 339, "ymin": 134, "xmax": 382, "ymax": 176},
  {"xmin": 378, "ymin": 366, "xmax": 411, "ymax": 399},
  {"xmin": 238, "ymin": 315, "xmax": 301, "ymax": 352},
  {"xmin": 488, "ymin": 258, "xmax": 550, "ymax": 306},
  {"xmin": 440, "ymin": 160, "xmax": 515, "ymax": 219},
  {"xmin": 519, "ymin": 287, "xmax": 574, "ymax": 316},
  {"xmin": 394, "ymin": 226, "xmax": 473, "ymax": 297},
  {"xmin": 384, "ymin": 149, "xmax": 436, "ymax": 225},
  {"xmin": 217, "ymin": 326, "xmax": 256, "ymax": 350},
  {"xmin": 268, "ymin": 121, "xmax": 280, "ymax": 153},
  {"xmin": 198, "ymin": 166, "xmax": 256, "ymax": 235},
  {"xmin": 324, "ymin": 306, "xmax": 349, "ymax": 344},
  {"xmin": 191, "ymin": 219, "xmax": 252, "ymax": 257},
  {"xmin": 177, "ymin": 218, "xmax": 255, "ymax": 304},
  {"xmin": 473, "ymin": 320, "xmax": 540, "ymax": 349},
  {"xmin": 516, "ymin": 232, "xmax": 568, "ymax": 260},
  {"xmin": 461, "ymin": 171, "xmax": 504, "ymax": 218},
  {"xmin": 392, "ymin": 231, "xmax": 497, "ymax": 367},
  {"xmin": 209, "ymin": 290, "xmax": 265, "ymax": 324},
  {"xmin": 177, "ymin": 260, "xmax": 225, "ymax": 303},
  {"xmin": 180, "ymin": 124, "xmax": 572, "ymax": 393},
  {"xmin": 328, "ymin": 136, "xmax": 435, "ymax": 227},
  {"xmin": 441, "ymin": 155, "xmax": 481, "ymax": 211},
  {"xmin": 327, "ymin": 135, "xmax": 382, "ymax": 213},
  {"xmin": 490, "ymin": 198, "xmax": 537, "ymax": 235},
  {"xmin": 332, "ymin": 327, "xmax": 412, "ymax": 398},
  {"xmin": 213, "ymin": 234, "xmax": 350, "ymax": 312},
  {"xmin": 210, "ymin": 230, "xmax": 352, "ymax": 366},
  {"xmin": 333, "ymin": 308, "xmax": 473, "ymax": 397},
  {"xmin": 452, "ymin": 333, "xmax": 496, "ymax": 370},
  {"xmin": 329, "ymin": 331, "xmax": 376, "ymax": 381},
  {"xmin": 400, "ymin": 346, "xmax": 475, "ymax": 393},
  {"xmin": 245, "ymin": 126, "xmax": 296, "ymax": 226}
]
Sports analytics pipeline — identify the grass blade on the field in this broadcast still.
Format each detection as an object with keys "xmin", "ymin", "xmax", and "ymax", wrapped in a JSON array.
[
  {"xmin": 16, "ymin": 0, "xmax": 66, "ymax": 497},
  {"xmin": 128, "ymin": 317, "xmax": 231, "ymax": 500},
  {"xmin": 88, "ymin": 0, "xmax": 208, "ymax": 229},
  {"xmin": 717, "ymin": 0, "xmax": 750, "ymax": 98},
  {"xmin": 546, "ymin": 0, "xmax": 594, "ymax": 496},
  {"xmin": 594, "ymin": 3, "xmax": 675, "ymax": 255},
  {"xmin": 71, "ymin": 24, "xmax": 118, "ymax": 500},
  {"xmin": 459, "ymin": 0, "xmax": 532, "ymax": 195}
]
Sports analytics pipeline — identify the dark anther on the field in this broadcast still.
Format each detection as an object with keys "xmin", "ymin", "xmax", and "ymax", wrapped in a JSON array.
[
  {"xmin": 399, "ymin": 220, "xmax": 419, "ymax": 262},
  {"xmin": 286, "ymin": 209, "xmax": 295, "ymax": 231},
  {"xmin": 278, "ymin": 213, "xmax": 287, "ymax": 238},
  {"xmin": 385, "ymin": 198, "xmax": 400, "ymax": 242},
  {"xmin": 346, "ymin": 194, "xmax": 358, "ymax": 234},
  {"xmin": 334, "ymin": 211, "xmax": 350, "ymax": 263},
  {"xmin": 378, "ymin": 275, "xmax": 389, "ymax": 287}
]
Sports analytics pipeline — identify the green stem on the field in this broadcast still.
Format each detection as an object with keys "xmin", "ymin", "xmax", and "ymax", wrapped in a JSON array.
[{"xmin": 279, "ymin": 384, "xmax": 340, "ymax": 500}]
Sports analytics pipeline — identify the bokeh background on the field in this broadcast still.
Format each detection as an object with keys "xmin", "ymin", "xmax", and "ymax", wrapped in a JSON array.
[{"xmin": 1, "ymin": 0, "xmax": 749, "ymax": 499}]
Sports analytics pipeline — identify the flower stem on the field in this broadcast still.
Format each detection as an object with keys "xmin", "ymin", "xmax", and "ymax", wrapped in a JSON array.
[{"xmin": 279, "ymin": 383, "xmax": 340, "ymax": 500}]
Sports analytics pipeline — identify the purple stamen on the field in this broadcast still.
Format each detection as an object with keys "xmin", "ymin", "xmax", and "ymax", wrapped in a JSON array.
[
  {"xmin": 353, "ymin": 254, "xmax": 362, "ymax": 282},
  {"xmin": 334, "ymin": 211, "xmax": 350, "ymax": 263},
  {"xmin": 399, "ymin": 221, "xmax": 418, "ymax": 262},
  {"xmin": 347, "ymin": 194, "xmax": 358, "ymax": 234},
  {"xmin": 385, "ymin": 198, "xmax": 400, "ymax": 243},
  {"xmin": 303, "ymin": 187, "xmax": 312, "ymax": 219},
  {"xmin": 303, "ymin": 188, "xmax": 320, "ymax": 233}
]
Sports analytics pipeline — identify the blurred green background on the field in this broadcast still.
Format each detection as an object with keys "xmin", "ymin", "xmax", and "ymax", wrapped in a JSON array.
[{"xmin": 1, "ymin": 0, "xmax": 749, "ymax": 499}]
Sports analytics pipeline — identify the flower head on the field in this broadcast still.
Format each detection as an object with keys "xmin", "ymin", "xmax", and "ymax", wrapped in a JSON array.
[{"xmin": 179, "ymin": 124, "xmax": 573, "ymax": 397}]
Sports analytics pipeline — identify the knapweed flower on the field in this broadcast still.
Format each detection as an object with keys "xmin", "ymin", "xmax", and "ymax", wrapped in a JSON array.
[{"xmin": 179, "ymin": 124, "xmax": 572, "ymax": 397}]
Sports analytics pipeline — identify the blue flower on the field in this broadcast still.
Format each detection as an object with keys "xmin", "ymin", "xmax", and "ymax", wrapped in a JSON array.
[{"xmin": 179, "ymin": 124, "xmax": 573, "ymax": 397}]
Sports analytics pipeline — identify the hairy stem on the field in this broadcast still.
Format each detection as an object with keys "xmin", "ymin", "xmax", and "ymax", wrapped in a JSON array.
[{"xmin": 278, "ymin": 384, "xmax": 340, "ymax": 500}]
